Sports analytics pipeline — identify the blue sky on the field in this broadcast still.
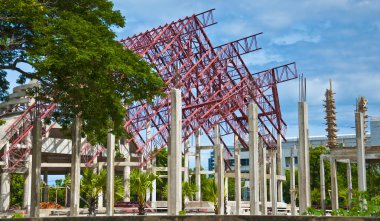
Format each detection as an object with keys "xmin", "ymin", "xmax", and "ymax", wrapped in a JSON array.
[{"xmin": 112, "ymin": 0, "xmax": 380, "ymax": 138}]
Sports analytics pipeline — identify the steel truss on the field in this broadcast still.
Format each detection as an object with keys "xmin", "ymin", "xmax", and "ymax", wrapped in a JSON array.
[{"xmin": 121, "ymin": 9, "xmax": 298, "ymax": 166}]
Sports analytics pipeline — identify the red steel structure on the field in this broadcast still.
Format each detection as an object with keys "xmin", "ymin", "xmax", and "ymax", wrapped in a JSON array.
[
  {"xmin": 121, "ymin": 9, "xmax": 298, "ymax": 166},
  {"xmin": 1, "ymin": 9, "xmax": 297, "ymax": 171}
]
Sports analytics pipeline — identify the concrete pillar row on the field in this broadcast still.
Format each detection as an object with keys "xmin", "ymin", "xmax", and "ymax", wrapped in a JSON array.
[{"xmin": 167, "ymin": 89, "xmax": 182, "ymax": 215}]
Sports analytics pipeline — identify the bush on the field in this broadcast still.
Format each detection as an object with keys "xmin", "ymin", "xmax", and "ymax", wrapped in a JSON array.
[{"xmin": 11, "ymin": 213, "xmax": 24, "ymax": 218}]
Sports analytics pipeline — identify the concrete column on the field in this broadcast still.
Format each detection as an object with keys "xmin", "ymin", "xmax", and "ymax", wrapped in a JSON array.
[
  {"xmin": 106, "ymin": 133, "xmax": 115, "ymax": 216},
  {"xmin": 70, "ymin": 116, "xmax": 81, "ymax": 216},
  {"xmin": 146, "ymin": 124, "xmax": 151, "ymax": 202},
  {"xmin": 290, "ymin": 146, "xmax": 296, "ymax": 216},
  {"xmin": 214, "ymin": 125, "xmax": 224, "ymax": 215},
  {"xmin": 123, "ymin": 142, "xmax": 130, "ymax": 202},
  {"xmin": 248, "ymin": 102, "xmax": 259, "ymax": 215},
  {"xmin": 23, "ymin": 154, "xmax": 32, "ymax": 212},
  {"xmin": 151, "ymin": 157, "xmax": 157, "ymax": 203},
  {"xmin": 259, "ymin": 139, "xmax": 267, "ymax": 215},
  {"xmin": 330, "ymin": 157, "xmax": 339, "ymax": 210},
  {"xmin": 98, "ymin": 163, "xmax": 104, "ymax": 209},
  {"xmin": 298, "ymin": 101, "xmax": 311, "ymax": 214},
  {"xmin": 356, "ymin": 112, "xmax": 367, "ymax": 192},
  {"xmin": 43, "ymin": 170, "xmax": 48, "ymax": 202},
  {"xmin": 320, "ymin": 155, "xmax": 326, "ymax": 213},
  {"xmin": 167, "ymin": 88, "xmax": 182, "ymax": 215},
  {"xmin": 195, "ymin": 130, "xmax": 201, "ymax": 201},
  {"xmin": 30, "ymin": 119, "xmax": 42, "ymax": 217},
  {"xmin": 347, "ymin": 160, "xmax": 352, "ymax": 209},
  {"xmin": 270, "ymin": 150, "xmax": 277, "ymax": 215},
  {"xmin": 234, "ymin": 135, "xmax": 241, "ymax": 215},
  {"xmin": 0, "ymin": 142, "xmax": 10, "ymax": 212},
  {"xmin": 276, "ymin": 134, "xmax": 283, "ymax": 202}
]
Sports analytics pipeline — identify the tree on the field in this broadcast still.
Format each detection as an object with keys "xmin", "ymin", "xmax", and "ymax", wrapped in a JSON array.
[
  {"xmin": 0, "ymin": 0, "xmax": 164, "ymax": 144},
  {"xmin": 130, "ymin": 169, "xmax": 159, "ymax": 215},
  {"xmin": 80, "ymin": 168, "xmax": 123, "ymax": 216},
  {"xmin": 10, "ymin": 174, "xmax": 24, "ymax": 208},
  {"xmin": 202, "ymin": 178, "xmax": 218, "ymax": 214},
  {"xmin": 182, "ymin": 181, "xmax": 198, "ymax": 211}
]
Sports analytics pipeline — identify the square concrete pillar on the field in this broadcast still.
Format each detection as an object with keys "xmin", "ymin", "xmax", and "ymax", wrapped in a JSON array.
[
  {"xmin": 123, "ymin": 142, "xmax": 130, "ymax": 202},
  {"xmin": 106, "ymin": 133, "xmax": 115, "ymax": 216},
  {"xmin": 214, "ymin": 124, "xmax": 224, "ymax": 215},
  {"xmin": 98, "ymin": 163, "xmax": 104, "ymax": 209},
  {"xmin": 356, "ymin": 112, "xmax": 366, "ymax": 192},
  {"xmin": 1, "ymin": 142, "xmax": 10, "ymax": 212},
  {"xmin": 248, "ymin": 102, "xmax": 259, "ymax": 215},
  {"xmin": 270, "ymin": 150, "xmax": 277, "ymax": 215},
  {"xmin": 330, "ymin": 157, "xmax": 339, "ymax": 210},
  {"xmin": 347, "ymin": 160, "xmax": 352, "ymax": 209},
  {"xmin": 276, "ymin": 134, "xmax": 283, "ymax": 202},
  {"xmin": 320, "ymin": 155, "xmax": 326, "ymax": 213},
  {"xmin": 70, "ymin": 116, "xmax": 81, "ymax": 216},
  {"xmin": 234, "ymin": 135, "xmax": 241, "ymax": 215},
  {"xmin": 259, "ymin": 139, "xmax": 267, "ymax": 215},
  {"xmin": 167, "ymin": 88, "xmax": 182, "ymax": 215},
  {"xmin": 195, "ymin": 130, "xmax": 201, "ymax": 201},
  {"xmin": 290, "ymin": 146, "xmax": 296, "ymax": 215},
  {"xmin": 31, "ymin": 119, "xmax": 42, "ymax": 217},
  {"xmin": 23, "ymin": 154, "xmax": 32, "ymax": 212},
  {"xmin": 298, "ymin": 101, "xmax": 311, "ymax": 214}
]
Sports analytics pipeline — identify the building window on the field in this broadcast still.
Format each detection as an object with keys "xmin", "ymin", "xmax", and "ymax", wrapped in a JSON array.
[
  {"xmin": 241, "ymin": 159, "xmax": 249, "ymax": 166},
  {"xmin": 229, "ymin": 159, "xmax": 235, "ymax": 167}
]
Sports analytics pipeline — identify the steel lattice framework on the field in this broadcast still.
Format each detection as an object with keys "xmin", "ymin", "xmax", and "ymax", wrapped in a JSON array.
[
  {"xmin": 121, "ymin": 9, "xmax": 298, "ymax": 166},
  {"xmin": 0, "ymin": 9, "xmax": 297, "ymax": 171}
]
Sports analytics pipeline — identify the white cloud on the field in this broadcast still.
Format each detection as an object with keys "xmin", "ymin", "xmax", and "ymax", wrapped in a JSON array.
[{"xmin": 273, "ymin": 33, "xmax": 321, "ymax": 45}]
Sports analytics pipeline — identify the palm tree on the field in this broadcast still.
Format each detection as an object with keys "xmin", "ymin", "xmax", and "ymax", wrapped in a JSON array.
[
  {"xmin": 202, "ymin": 178, "xmax": 218, "ymax": 214},
  {"xmin": 182, "ymin": 181, "xmax": 198, "ymax": 211},
  {"xmin": 130, "ymin": 169, "xmax": 159, "ymax": 215},
  {"xmin": 80, "ymin": 168, "xmax": 124, "ymax": 216}
]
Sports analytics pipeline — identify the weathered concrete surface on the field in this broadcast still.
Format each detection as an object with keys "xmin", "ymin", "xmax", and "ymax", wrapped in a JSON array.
[{"xmin": 0, "ymin": 215, "xmax": 378, "ymax": 221}]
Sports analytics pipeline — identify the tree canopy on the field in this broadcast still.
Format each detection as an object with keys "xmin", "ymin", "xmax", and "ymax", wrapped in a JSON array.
[{"xmin": 0, "ymin": 0, "xmax": 164, "ymax": 144}]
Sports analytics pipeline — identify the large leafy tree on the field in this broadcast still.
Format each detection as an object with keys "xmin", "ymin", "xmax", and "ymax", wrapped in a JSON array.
[{"xmin": 0, "ymin": 0, "xmax": 164, "ymax": 144}]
